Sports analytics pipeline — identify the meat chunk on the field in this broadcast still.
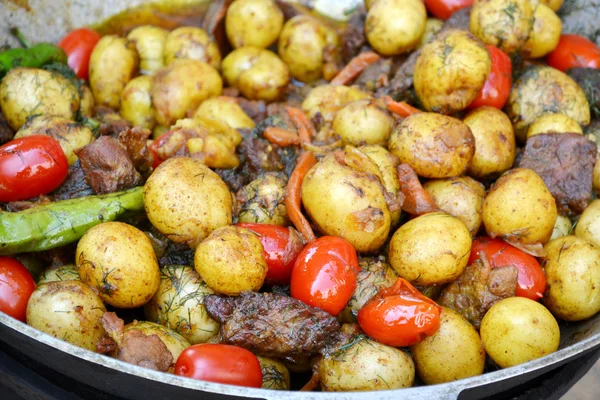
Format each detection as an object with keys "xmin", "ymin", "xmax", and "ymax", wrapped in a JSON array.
[
  {"xmin": 94, "ymin": 106, "xmax": 132, "ymax": 137},
  {"xmin": 75, "ymin": 136, "xmax": 142, "ymax": 194},
  {"xmin": 355, "ymin": 58, "xmax": 393, "ymax": 92},
  {"xmin": 202, "ymin": 0, "xmax": 232, "ymax": 56},
  {"xmin": 439, "ymin": 7, "xmax": 471, "ymax": 32},
  {"xmin": 205, "ymin": 291, "xmax": 341, "ymax": 368},
  {"xmin": 238, "ymin": 98, "xmax": 268, "ymax": 123},
  {"xmin": 118, "ymin": 127, "xmax": 153, "ymax": 173},
  {"xmin": 341, "ymin": 7, "xmax": 367, "ymax": 63},
  {"xmin": 52, "ymin": 160, "xmax": 94, "ymax": 201},
  {"xmin": 518, "ymin": 133, "xmax": 597, "ymax": 215}
]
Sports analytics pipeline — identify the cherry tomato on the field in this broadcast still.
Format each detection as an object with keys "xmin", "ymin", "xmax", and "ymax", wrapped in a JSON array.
[
  {"xmin": 174, "ymin": 344, "xmax": 262, "ymax": 387},
  {"xmin": 469, "ymin": 237, "xmax": 546, "ymax": 300},
  {"xmin": 357, "ymin": 278, "xmax": 441, "ymax": 347},
  {"xmin": 424, "ymin": 0, "xmax": 473, "ymax": 20},
  {"xmin": 547, "ymin": 34, "xmax": 600, "ymax": 72},
  {"xmin": 469, "ymin": 45, "xmax": 512, "ymax": 110},
  {"xmin": 58, "ymin": 28, "xmax": 101, "ymax": 80},
  {"xmin": 0, "ymin": 135, "xmax": 68, "ymax": 202},
  {"xmin": 290, "ymin": 236, "xmax": 360, "ymax": 316},
  {"xmin": 0, "ymin": 257, "xmax": 36, "ymax": 322},
  {"xmin": 236, "ymin": 223, "xmax": 305, "ymax": 285}
]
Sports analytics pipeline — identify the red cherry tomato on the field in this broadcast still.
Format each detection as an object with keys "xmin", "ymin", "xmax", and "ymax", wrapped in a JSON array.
[
  {"xmin": 0, "ymin": 135, "xmax": 68, "ymax": 202},
  {"xmin": 357, "ymin": 278, "xmax": 441, "ymax": 347},
  {"xmin": 469, "ymin": 237, "xmax": 546, "ymax": 300},
  {"xmin": 0, "ymin": 257, "xmax": 36, "ymax": 322},
  {"xmin": 236, "ymin": 223, "xmax": 305, "ymax": 285},
  {"xmin": 174, "ymin": 344, "xmax": 262, "ymax": 387},
  {"xmin": 469, "ymin": 45, "xmax": 512, "ymax": 110},
  {"xmin": 547, "ymin": 34, "xmax": 600, "ymax": 72},
  {"xmin": 424, "ymin": 0, "xmax": 473, "ymax": 20},
  {"xmin": 58, "ymin": 28, "xmax": 101, "ymax": 80},
  {"xmin": 290, "ymin": 236, "xmax": 360, "ymax": 316}
]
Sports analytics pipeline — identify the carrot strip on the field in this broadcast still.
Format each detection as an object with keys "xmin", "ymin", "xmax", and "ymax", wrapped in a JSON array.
[
  {"xmin": 330, "ymin": 51, "xmax": 381, "ymax": 85},
  {"xmin": 264, "ymin": 126, "xmax": 301, "ymax": 147},
  {"xmin": 217, "ymin": 96, "xmax": 239, "ymax": 103},
  {"xmin": 397, "ymin": 163, "xmax": 439, "ymax": 215},
  {"xmin": 287, "ymin": 107, "xmax": 314, "ymax": 145},
  {"xmin": 384, "ymin": 96, "xmax": 421, "ymax": 117},
  {"xmin": 285, "ymin": 151, "xmax": 317, "ymax": 242}
]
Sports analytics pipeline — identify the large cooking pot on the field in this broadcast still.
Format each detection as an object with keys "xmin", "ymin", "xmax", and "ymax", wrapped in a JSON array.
[{"xmin": 0, "ymin": 1, "xmax": 599, "ymax": 398}]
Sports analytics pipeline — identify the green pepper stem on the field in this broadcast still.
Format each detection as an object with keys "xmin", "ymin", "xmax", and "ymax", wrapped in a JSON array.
[{"xmin": 10, "ymin": 27, "xmax": 31, "ymax": 48}]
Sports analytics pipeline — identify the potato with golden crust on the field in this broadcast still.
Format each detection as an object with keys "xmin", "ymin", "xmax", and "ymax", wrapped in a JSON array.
[
  {"xmin": 226, "ymin": 0, "xmax": 284, "ymax": 49},
  {"xmin": 127, "ymin": 25, "xmax": 168, "ymax": 74},
  {"xmin": 120, "ymin": 75, "xmax": 155, "ymax": 130},
  {"xmin": 193, "ymin": 97, "xmax": 255, "ymax": 130},
  {"xmin": 302, "ymin": 85, "xmax": 369, "ymax": 123},
  {"xmin": 333, "ymin": 100, "xmax": 395, "ymax": 146},
  {"xmin": 523, "ymin": 4, "xmax": 562, "ymax": 59},
  {"xmin": 526, "ymin": 113, "xmax": 583, "ymax": 139},
  {"xmin": 164, "ymin": 27, "xmax": 221, "ymax": 69}
]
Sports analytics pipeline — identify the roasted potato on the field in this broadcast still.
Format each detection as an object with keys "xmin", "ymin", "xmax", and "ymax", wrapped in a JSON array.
[
  {"xmin": 193, "ymin": 97, "xmax": 255, "ymax": 130},
  {"xmin": 144, "ymin": 157, "xmax": 232, "ymax": 248},
  {"xmin": 542, "ymin": 236, "xmax": 600, "ymax": 321},
  {"xmin": 194, "ymin": 226, "xmax": 268, "ymax": 296},
  {"xmin": 480, "ymin": 297, "xmax": 560, "ymax": 368},
  {"xmin": 120, "ymin": 75, "xmax": 155, "ymax": 129},
  {"xmin": 26, "ymin": 281, "xmax": 106, "ymax": 351},
  {"xmin": 389, "ymin": 112, "xmax": 475, "ymax": 178},
  {"xmin": 388, "ymin": 212, "xmax": 472, "ymax": 285},
  {"xmin": 0, "ymin": 67, "xmax": 79, "ymax": 130},
  {"xmin": 258, "ymin": 357, "xmax": 291, "ymax": 390},
  {"xmin": 464, "ymin": 106, "xmax": 516, "ymax": 179},
  {"xmin": 482, "ymin": 168, "xmax": 558, "ymax": 246},
  {"xmin": 417, "ymin": 18, "xmax": 444, "ymax": 49},
  {"xmin": 89, "ymin": 35, "xmax": 139, "ymax": 109},
  {"xmin": 302, "ymin": 85, "xmax": 369, "ymax": 123},
  {"xmin": 365, "ymin": 0, "xmax": 427, "ymax": 56},
  {"xmin": 226, "ymin": 0, "xmax": 284, "ymax": 49},
  {"xmin": 576, "ymin": 200, "xmax": 600, "ymax": 247},
  {"xmin": 414, "ymin": 29, "xmax": 491, "ymax": 114},
  {"xmin": 164, "ymin": 26, "xmax": 221, "ymax": 68},
  {"xmin": 79, "ymin": 84, "xmax": 95, "ymax": 117},
  {"xmin": 526, "ymin": 113, "xmax": 583, "ymax": 139},
  {"xmin": 333, "ymin": 100, "xmax": 395, "ymax": 146},
  {"xmin": 523, "ymin": 4, "xmax": 562, "ymax": 59},
  {"xmin": 38, "ymin": 264, "xmax": 80, "ymax": 285},
  {"xmin": 551, "ymin": 215, "xmax": 572, "ymax": 240},
  {"xmin": 127, "ymin": 25, "xmax": 169, "ymax": 74},
  {"xmin": 235, "ymin": 173, "xmax": 289, "ymax": 226}
]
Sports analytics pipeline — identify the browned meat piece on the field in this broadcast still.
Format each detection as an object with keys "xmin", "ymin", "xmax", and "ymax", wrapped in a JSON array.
[
  {"xmin": 356, "ymin": 58, "xmax": 393, "ymax": 92},
  {"xmin": 276, "ymin": 0, "xmax": 303, "ymax": 19},
  {"xmin": 205, "ymin": 291, "xmax": 341, "ymax": 367},
  {"xmin": 439, "ymin": 7, "xmax": 471, "ymax": 32},
  {"xmin": 238, "ymin": 98, "xmax": 268, "ymax": 123},
  {"xmin": 518, "ymin": 133, "xmax": 597, "ymax": 215},
  {"xmin": 145, "ymin": 227, "xmax": 195, "ymax": 268},
  {"xmin": 75, "ymin": 136, "xmax": 142, "ymax": 195},
  {"xmin": 118, "ymin": 127, "xmax": 153, "ymax": 173},
  {"xmin": 342, "ymin": 7, "xmax": 367, "ymax": 63},
  {"xmin": 94, "ymin": 106, "xmax": 132, "ymax": 137},
  {"xmin": 438, "ymin": 257, "xmax": 518, "ymax": 329},
  {"xmin": 52, "ymin": 160, "xmax": 94, "ymax": 201},
  {"xmin": 202, "ymin": 0, "xmax": 232, "ymax": 56},
  {"xmin": 0, "ymin": 109, "xmax": 14, "ymax": 145}
]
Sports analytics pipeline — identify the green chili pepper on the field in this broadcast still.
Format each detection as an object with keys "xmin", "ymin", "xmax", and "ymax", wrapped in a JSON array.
[{"xmin": 0, "ymin": 187, "xmax": 144, "ymax": 255}]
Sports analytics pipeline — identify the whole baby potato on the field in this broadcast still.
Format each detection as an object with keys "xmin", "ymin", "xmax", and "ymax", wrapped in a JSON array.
[
  {"xmin": 0, "ymin": 67, "xmax": 79, "ymax": 130},
  {"xmin": 258, "ymin": 357, "xmax": 291, "ymax": 390},
  {"xmin": 76, "ymin": 222, "xmax": 160, "ymax": 308},
  {"xmin": 194, "ymin": 226, "xmax": 268, "ymax": 296},
  {"xmin": 526, "ymin": 113, "xmax": 583, "ymax": 139},
  {"xmin": 226, "ymin": 0, "xmax": 284, "ymax": 49},
  {"xmin": 79, "ymin": 85, "xmax": 95, "ymax": 117},
  {"xmin": 144, "ymin": 157, "xmax": 232, "ymax": 248},
  {"xmin": 523, "ymin": 4, "xmax": 562, "ymax": 59},
  {"xmin": 482, "ymin": 168, "xmax": 558, "ymax": 245},
  {"xmin": 38, "ymin": 264, "xmax": 80, "ymax": 285},
  {"xmin": 365, "ymin": 0, "xmax": 427, "ymax": 56},
  {"xmin": 414, "ymin": 29, "xmax": 491, "ymax": 114},
  {"xmin": 127, "ymin": 25, "xmax": 169, "ymax": 74},
  {"xmin": 480, "ymin": 297, "xmax": 560, "ymax": 368},
  {"xmin": 575, "ymin": 200, "xmax": 600, "ymax": 247},
  {"xmin": 542, "ymin": 236, "xmax": 600, "ymax": 321},
  {"xmin": 388, "ymin": 212, "xmax": 472, "ymax": 285},
  {"xmin": 464, "ymin": 106, "xmax": 516, "ymax": 179},
  {"xmin": 26, "ymin": 280, "xmax": 106, "ymax": 351},
  {"xmin": 194, "ymin": 97, "xmax": 255, "ymax": 130},
  {"xmin": 411, "ymin": 308, "xmax": 485, "ymax": 384},
  {"xmin": 302, "ymin": 85, "xmax": 369, "ymax": 123},
  {"xmin": 164, "ymin": 27, "xmax": 221, "ymax": 68},
  {"xmin": 333, "ymin": 100, "xmax": 395, "ymax": 146},
  {"xmin": 235, "ymin": 173, "xmax": 289, "ymax": 226},
  {"xmin": 120, "ymin": 75, "xmax": 155, "ymax": 129},
  {"xmin": 389, "ymin": 112, "xmax": 475, "ymax": 178},
  {"xmin": 89, "ymin": 35, "xmax": 139, "ymax": 109}
]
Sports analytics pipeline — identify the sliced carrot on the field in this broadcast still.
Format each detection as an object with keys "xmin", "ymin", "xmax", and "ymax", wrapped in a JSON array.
[
  {"xmin": 397, "ymin": 163, "xmax": 439, "ymax": 215},
  {"xmin": 264, "ymin": 126, "xmax": 301, "ymax": 147},
  {"xmin": 330, "ymin": 51, "xmax": 381, "ymax": 85},
  {"xmin": 285, "ymin": 151, "xmax": 317, "ymax": 242},
  {"xmin": 287, "ymin": 107, "xmax": 314, "ymax": 145},
  {"xmin": 384, "ymin": 96, "xmax": 421, "ymax": 118},
  {"xmin": 217, "ymin": 96, "xmax": 239, "ymax": 103}
]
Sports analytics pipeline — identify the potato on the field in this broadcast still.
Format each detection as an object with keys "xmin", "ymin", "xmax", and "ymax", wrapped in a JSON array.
[
  {"xmin": 417, "ymin": 18, "xmax": 444, "ymax": 49},
  {"xmin": 79, "ymin": 84, "xmax": 95, "ymax": 117},
  {"xmin": 389, "ymin": 112, "xmax": 475, "ymax": 178},
  {"xmin": 576, "ymin": 200, "xmax": 600, "ymax": 247},
  {"xmin": 194, "ymin": 226, "xmax": 267, "ymax": 295},
  {"xmin": 38, "ymin": 264, "xmax": 80, "ymax": 285},
  {"xmin": 120, "ymin": 75, "xmax": 155, "ymax": 129},
  {"xmin": 235, "ymin": 173, "xmax": 289, "ymax": 226},
  {"xmin": 464, "ymin": 106, "xmax": 516, "ymax": 179},
  {"xmin": 127, "ymin": 25, "xmax": 169, "ymax": 74},
  {"xmin": 222, "ymin": 47, "xmax": 289, "ymax": 102},
  {"xmin": 144, "ymin": 265, "xmax": 219, "ymax": 344},
  {"xmin": 15, "ymin": 115, "xmax": 93, "ymax": 165},
  {"xmin": 365, "ymin": 0, "xmax": 427, "ymax": 56},
  {"xmin": 0, "ymin": 68, "xmax": 79, "ymax": 130},
  {"xmin": 523, "ymin": 4, "xmax": 562, "ymax": 59},
  {"xmin": 302, "ymin": 148, "xmax": 392, "ymax": 253},
  {"xmin": 541, "ymin": 0, "xmax": 563, "ymax": 11},
  {"xmin": 26, "ymin": 281, "xmax": 106, "ymax": 351},
  {"xmin": 124, "ymin": 321, "xmax": 190, "ymax": 364},
  {"xmin": 144, "ymin": 157, "xmax": 232, "ymax": 248},
  {"xmin": 526, "ymin": 113, "xmax": 583, "ymax": 139},
  {"xmin": 89, "ymin": 35, "xmax": 139, "ymax": 109},
  {"xmin": 469, "ymin": 0, "xmax": 536, "ymax": 55},
  {"xmin": 152, "ymin": 59, "xmax": 222, "ymax": 126},
  {"xmin": 551, "ymin": 215, "xmax": 572, "ymax": 241},
  {"xmin": 482, "ymin": 168, "xmax": 558, "ymax": 246},
  {"xmin": 412, "ymin": 308, "xmax": 485, "ymax": 384},
  {"xmin": 542, "ymin": 236, "xmax": 600, "ymax": 321},
  {"xmin": 424, "ymin": 177, "xmax": 486, "ymax": 236},
  {"xmin": 333, "ymin": 100, "xmax": 395, "ymax": 146},
  {"xmin": 226, "ymin": 0, "xmax": 284, "ymax": 49},
  {"xmin": 302, "ymin": 85, "xmax": 369, "ymax": 123},
  {"xmin": 164, "ymin": 27, "xmax": 221, "ymax": 69},
  {"xmin": 388, "ymin": 212, "xmax": 472, "ymax": 285},
  {"xmin": 193, "ymin": 97, "xmax": 255, "ymax": 130},
  {"xmin": 319, "ymin": 337, "xmax": 415, "ymax": 391},
  {"xmin": 257, "ymin": 356, "xmax": 290, "ymax": 390},
  {"xmin": 480, "ymin": 297, "xmax": 560, "ymax": 368},
  {"xmin": 506, "ymin": 66, "xmax": 590, "ymax": 141},
  {"xmin": 414, "ymin": 29, "xmax": 491, "ymax": 114},
  {"xmin": 76, "ymin": 222, "xmax": 160, "ymax": 308}
]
